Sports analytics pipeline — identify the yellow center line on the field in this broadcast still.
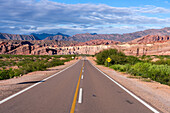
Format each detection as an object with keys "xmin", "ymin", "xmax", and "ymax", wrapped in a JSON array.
[{"xmin": 70, "ymin": 61, "xmax": 84, "ymax": 113}]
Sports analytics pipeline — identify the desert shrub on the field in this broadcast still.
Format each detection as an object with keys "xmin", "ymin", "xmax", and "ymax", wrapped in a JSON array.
[
  {"xmin": 128, "ymin": 63, "xmax": 170, "ymax": 85},
  {"xmin": 128, "ymin": 63, "xmax": 151, "ymax": 77},
  {"xmin": 153, "ymin": 59, "xmax": 170, "ymax": 65},
  {"xmin": 110, "ymin": 54, "xmax": 127, "ymax": 65},
  {"xmin": 126, "ymin": 56, "xmax": 140, "ymax": 65},
  {"xmin": 110, "ymin": 62, "xmax": 170, "ymax": 85},
  {"xmin": 0, "ymin": 70, "xmax": 10, "ymax": 80},
  {"xmin": 0, "ymin": 54, "xmax": 74, "ymax": 80},
  {"xmin": 110, "ymin": 64, "xmax": 130, "ymax": 72},
  {"xmin": 46, "ymin": 59, "xmax": 65, "ymax": 67},
  {"xmin": 96, "ymin": 49, "xmax": 125, "ymax": 65},
  {"xmin": 96, "ymin": 49, "xmax": 170, "ymax": 85},
  {"xmin": 155, "ymin": 55, "xmax": 170, "ymax": 59},
  {"xmin": 0, "ymin": 68, "xmax": 15, "ymax": 80},
  {"xmin": 96, "ymin": 49, "xmax": 141, "ymax": 65}
]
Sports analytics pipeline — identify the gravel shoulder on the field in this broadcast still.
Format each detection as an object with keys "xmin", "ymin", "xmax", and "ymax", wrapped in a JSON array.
[
  {"xmin": 0, "ymin": 59, "xmax": 78, "ymax": 101},
  {"xmin": 87, "ymin": 57, "xmax": 170, "ymax": 113}
]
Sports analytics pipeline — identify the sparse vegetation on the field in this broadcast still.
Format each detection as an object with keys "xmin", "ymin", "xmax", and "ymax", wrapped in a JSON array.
[
  {"xmin": 96, "ymin": 49, "xmax": 170, "ymax": 86},
  {"xmin": 0, "ymin": 54, "xmax": 76, "ymax": 80}
]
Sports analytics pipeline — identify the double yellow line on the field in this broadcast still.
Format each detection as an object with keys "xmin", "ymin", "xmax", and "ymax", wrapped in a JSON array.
[{"xmin": 70, "ymin": 61, "xmax": 84, "ymax": 113}]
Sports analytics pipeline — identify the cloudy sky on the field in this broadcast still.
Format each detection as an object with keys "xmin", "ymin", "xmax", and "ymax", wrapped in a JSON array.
[{"xmin": 0, "ymin": 0, "xmax": 170, "ymax": 35}]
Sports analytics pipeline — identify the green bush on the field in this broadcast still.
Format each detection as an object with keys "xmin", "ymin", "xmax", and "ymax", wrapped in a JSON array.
[
  {"xmin": 46, "ymin": 59, "xmax": 65, "ymax": 67},
  {"xmin": 153, "ymin": 59, "xmax": 170, "ymax": 66},
  {"xmin": 126, "ymin": 56, "xmax": 140, "ymax": 65},
  {"xmin": 96, "ymin": 49, "xmax": 170, "ymax": 85},
  {"xmin": 96, "ymin": 49, "xmax": 125, "ymax": 65},
  {"xmin": 0, "ymin": 54, "xmax": 74, "ymax": 80},
  {"xmin": 96, "ymin": 49, "xmax": 140, "ymax": 65},
  {"xmin": 110, "ymin": 62, "xmax": 170, "ymax": 85},
  {"xmin": 110, "ymin": 54, "xmax": 127, "ymax": 65},
  {"xmin": 110, "ymin": 64, "xmax": 130, "ymax": 72}
]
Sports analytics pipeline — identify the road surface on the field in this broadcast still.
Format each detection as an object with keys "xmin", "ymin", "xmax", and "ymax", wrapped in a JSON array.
[{"xmin": 0, "ymin": 59, "xmax": 159, "ymax": 113}]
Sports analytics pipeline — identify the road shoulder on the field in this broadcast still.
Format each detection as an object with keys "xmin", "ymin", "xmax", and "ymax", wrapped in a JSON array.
[{"xmin": 87, "ymin": 57, "xmax": 170, "ymax": 113}]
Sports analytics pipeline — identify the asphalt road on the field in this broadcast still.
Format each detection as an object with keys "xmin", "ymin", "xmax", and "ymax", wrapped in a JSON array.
[{"xmin": 0, "ymin": 59, "xmax": 158, "ymax": 113}]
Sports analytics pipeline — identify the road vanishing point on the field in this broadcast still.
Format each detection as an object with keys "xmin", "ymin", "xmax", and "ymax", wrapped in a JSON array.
[{"xmin": 0, "ymin": 58, "xmax": 159, "ymax": 113}]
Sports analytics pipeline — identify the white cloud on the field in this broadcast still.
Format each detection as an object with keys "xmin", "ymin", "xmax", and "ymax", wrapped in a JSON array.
[{"xmin": 0, "ymin": 0, "xmax": 169, "ymax": 34}]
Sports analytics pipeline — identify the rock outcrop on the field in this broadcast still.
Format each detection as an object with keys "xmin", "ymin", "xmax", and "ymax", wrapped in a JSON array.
[
  {"xmin": 76, "ymin": 39, "xmax": 120, "ymax": 46},
  {"xmin": 130, "ymin": 35, "xmax": 170, "ymax": 44},
  {"xmin": 0, "ymin": 40, "xmax": 78, "ymax": 55}
]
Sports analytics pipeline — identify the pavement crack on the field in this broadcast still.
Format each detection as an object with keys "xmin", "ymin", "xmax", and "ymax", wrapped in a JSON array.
[{"xmin": 126, "ymin": 100, "xmax": 133, "ymax": 104}]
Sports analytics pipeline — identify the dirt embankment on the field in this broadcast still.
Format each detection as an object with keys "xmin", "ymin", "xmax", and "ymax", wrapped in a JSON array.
[
  {"xmin": 0, "ymin": 59, "xmax": 78, "ymax": 101},
  {"xmin": 87, "ymin": 57, "xmax": 170, "ymax": 113}
]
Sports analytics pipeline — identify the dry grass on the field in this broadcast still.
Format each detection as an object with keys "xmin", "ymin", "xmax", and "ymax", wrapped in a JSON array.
[{"xmin": 127, "ymin": 75, "xmax": 142, "ymax": 79}]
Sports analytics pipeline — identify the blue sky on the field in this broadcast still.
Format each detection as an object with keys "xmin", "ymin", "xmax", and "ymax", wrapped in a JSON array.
[
  {"xmin": 50, "ymin": 0, "xmax": 170, "ymax": 8},
  {"xmin": 0, "ymin": 0, "xmax": 170, "ymax": 35}
]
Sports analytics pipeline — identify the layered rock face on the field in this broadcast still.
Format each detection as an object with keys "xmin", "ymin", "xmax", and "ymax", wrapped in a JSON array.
[
  {"xmin": 48, "ymin": 45, "xmax": 119, "ymax": 55},
  {"xmin": 119, "ymin": 35, "xmax": 170, "ymax": 56},
  {"xmin": 0, "ymin": 35, "xmax": 170, "ymax": 56},
  {"xmin": 130, "ymin": 35, "xmax": 170, "ymax": 44},
  {"xmin": 76, "ymin": 39, "xmax": 121, "ymax": 46},
  {"xmin": 44, "ymin": 35, "xmax": 170, "ymax": 56},
  {"xmin": 0, "ymin": 40, "xmax": 78, "ymax": 55}
]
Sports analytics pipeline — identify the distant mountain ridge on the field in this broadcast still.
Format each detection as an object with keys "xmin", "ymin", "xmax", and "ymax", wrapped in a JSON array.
[
  {"xmin": 70, "ymin": 27, "xmax": 170, "ymax": 42},
  {"xmin": 31, "ymin": 33, "xmax": 55, "ymax": 40},
  {"xmin": 0, "ymin": 27, "xmax": 170, "ymax": 42},
  {"xmin": 44, "ymin": 33, "xmax": 70, "ymax": 40},
  {"xmin": 31, "ymin": 32, "xmax": 70, "ymax": 40},
  {"xmin": 44, "ymin": 27, "xmax": 170, "ymax": 42},
  {"xmin": 0, "ymin": 33, "xmax": 40, "ymax": 40}
]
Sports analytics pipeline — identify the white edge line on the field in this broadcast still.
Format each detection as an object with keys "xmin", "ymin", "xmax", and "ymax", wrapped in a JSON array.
[
  {"xmin": 78, "ymin": 88, "xmax": 83, "ymax": 103},
  {"xmin": 81, "ymin": 75, "xmax": 84, "ymax": 79},
  {"xmin": 0, "ymin": 60, "xmax": 80, "ymax": 105},
  {"xmin": 88, "ymin": 60, "xmax": 159, "ymax": 113}
]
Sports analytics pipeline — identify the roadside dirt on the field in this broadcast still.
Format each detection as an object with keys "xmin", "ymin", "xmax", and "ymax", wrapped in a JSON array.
[
  {"xmin": 0, "ymin": 59, "xmax": 78, "ymax": 101},
  {"xmin": 87, "ymin": 57, "xmax": 170, "ymax": 113}
]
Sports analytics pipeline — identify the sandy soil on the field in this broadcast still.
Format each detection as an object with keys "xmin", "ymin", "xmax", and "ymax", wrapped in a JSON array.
[
  {"xmin": 87, "ymin": 57, "xmax": 170, "ymax": 113},
  {"xmin": 0, "ymin": 59, "xmax": 78, "ymax": 101}
]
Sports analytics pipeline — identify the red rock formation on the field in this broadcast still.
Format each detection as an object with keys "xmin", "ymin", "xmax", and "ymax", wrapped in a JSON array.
[
  {"xmin": 0, "ymin": 34, "xmax": 170, "ymax": 56},
  {"xmin": 130, "ymin": 35, "xmax": 170, "ymax": 44},
  {"xmin": 0, "ymin": 40, "xmax": 78, "ymax": 55},
  {"xmin": 76, "ymin": 39, "xmax": 120, "ymax": 46}
]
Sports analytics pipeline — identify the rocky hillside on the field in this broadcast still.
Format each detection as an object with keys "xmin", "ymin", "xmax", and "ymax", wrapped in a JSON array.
[
  {"xmin": 0, "ymin": 33, "xmax": 40, "ymax": 40},
  {"xmin": 130, "ymin": 35, "xmax": 170, "ymax": 44},
  {"xmin": 76, "ymin": 39, "xmax": 120, "ymax": 46},
  {"xmin": 44, "ymin": 27, "xmax": 170, "ymax": 42},
  {"xmin": 0, "ymin": 40, "xmax": 78, "ymax": 55}
]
